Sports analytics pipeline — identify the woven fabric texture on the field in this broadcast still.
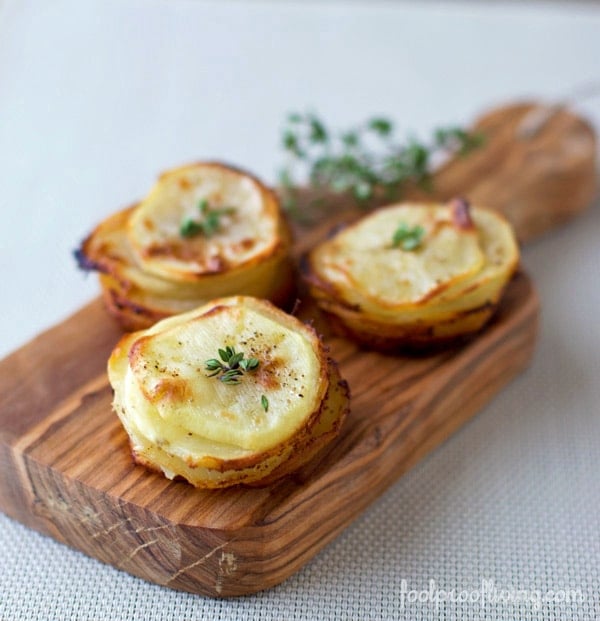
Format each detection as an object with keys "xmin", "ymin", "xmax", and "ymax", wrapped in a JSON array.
[{"xmin": 1, "ymin": 0, "xmax": 599, "ymax": 619}]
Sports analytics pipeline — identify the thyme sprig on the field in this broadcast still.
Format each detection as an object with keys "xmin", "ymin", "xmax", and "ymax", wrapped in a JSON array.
[
  {"xmin": 279, "ymin": 112, "xmax": 484, "ymax": 217},
  {"xmin": 205, "ymin": 346, "xmax": 259, "ymax": 384},
  {"xmin": 391, "ymin": 222, "xmax": 425, "ymax": 251},
  {"xmin": 180, "ymin": 199, "xmax": 235, "ymax": 238}
]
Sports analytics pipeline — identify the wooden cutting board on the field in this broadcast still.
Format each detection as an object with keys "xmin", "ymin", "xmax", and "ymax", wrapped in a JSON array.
[{"xmin": 0, "ymin": 213, "xmax": 539, "ymax": 598}]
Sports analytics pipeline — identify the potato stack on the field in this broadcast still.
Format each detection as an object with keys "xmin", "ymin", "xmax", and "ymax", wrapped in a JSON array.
[
  {"xmin": 108, "ymin": 296, "xmax": 349, "ymax": 488},
  {"xmin": 304, "ymin": 199, "xmax": 520, "ymax": 349},
  {"xmin": 77, "ymin": 163, "xmax": 294, "ymax": 330}
]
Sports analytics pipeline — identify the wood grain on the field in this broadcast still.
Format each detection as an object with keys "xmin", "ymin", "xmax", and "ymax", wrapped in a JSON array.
[
  {"xmin": 421, "ymin": 101, "xmax": 598, "ymax": 242},
  {"xmin": 0, "ymin": 214, "xmax": 539, "ymax": 597},
  {"xmin": 292, "ymin": 101, "xmax": 597, "ymax": 242}
]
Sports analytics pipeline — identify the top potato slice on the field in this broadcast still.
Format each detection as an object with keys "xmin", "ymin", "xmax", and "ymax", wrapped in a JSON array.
[
  {"xmin": 307, "ymin": 202, "xmax": 519, "ymax": 324},
  {"xmin": 424, "ymin": 208, "xmax": 519, "ymax": 307},
  {"xmin": 312, "ymin": 204, "xmax": 485, "ymax": 310},
  {"xmin": 110, "ymin": 331, "xmax": 259, "ymax": 464},
  {"xmin": 81, "ymin": 204, "xmax": 292, "ymax": 309},
  {"xmin": 125, "ymin": 296, "xmax": 327, "ymax": 452},
  {"xmin": 128, "ymin": 163, "xmax": 282, "ymax": 282},
  {"xmin": 109, "ymin": 327, "xmax": 346, "ymax": 478}
]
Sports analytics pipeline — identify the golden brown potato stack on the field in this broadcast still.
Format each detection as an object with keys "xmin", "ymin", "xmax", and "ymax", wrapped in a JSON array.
[
  {"xmin": 76, "ymin": 162, "xmax": 295, "ymax": 330},
  {"xmin": 108, "ymin": 296, "xmax": 349, "ymax": 488},
  {"xmin": 303, "ymin": 199, "xmax": 520, "ymax": 350}
]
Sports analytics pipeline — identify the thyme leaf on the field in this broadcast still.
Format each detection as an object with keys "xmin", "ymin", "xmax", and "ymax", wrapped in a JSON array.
[
  {"xmin": 279, "ymin": 112, "xmax": 484, "ymax": 217},
  {"xmin": 205, "ymin": 347, "xmax": 259, "ymax": 384},
  {"xmin": 180, "ymin": 200, "xmax": 235, "ymax": 238},
  {"xmin": 391, "ymin": 222, "xmax": 425, "ymax": 251}
]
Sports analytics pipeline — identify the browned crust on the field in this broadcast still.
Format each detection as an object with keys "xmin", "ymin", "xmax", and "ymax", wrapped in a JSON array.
[
  {"xmin": 76, "ymin": 205, "xmax": 137, "ymax": 286},
  {"xmin": 99, "ymin": 256, "xmax": 298, "ymax": 332},
  {"xmin": 100, "ymin": 279, "xmax": 171, "ymax": 331},
  {"xmin": 449, "ymin": 197, "xmax": 475, "ymax": 230},
  {"xmin": 319, "ymin": 301, "xmax": 499, "ymax": 352}
]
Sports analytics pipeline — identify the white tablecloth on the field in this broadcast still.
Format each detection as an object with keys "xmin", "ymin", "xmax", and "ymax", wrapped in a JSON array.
[{"xmin": 1, "ymin": 1, "xmax": 599, "ymax": 619}]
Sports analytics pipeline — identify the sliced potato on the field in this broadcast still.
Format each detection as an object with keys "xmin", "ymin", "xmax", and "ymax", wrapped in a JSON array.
[
  {"xmin": 304, "ymin": 200, "xmax": 519, "ymax": 349},
  {"xmin": 76, "ymin": 162, "xmax": 294, "ymax": 330},
  {"xmin": 107, "ymin": 296, "xmax": 349, "ymax": 488},
  {"xmin": 113, "ymin": 357, "xmax": 348, "ymax": 487},
  {"xmin": 314, "ymin": 205, "xmax": 485, "ymax": 309},
  {"xmin": 97, "ymin": 245, "xmax": 295, "ymax": 331},
  {"xmin": 128, "ymin": 163, "xmax": 281, "ymax": 282}
]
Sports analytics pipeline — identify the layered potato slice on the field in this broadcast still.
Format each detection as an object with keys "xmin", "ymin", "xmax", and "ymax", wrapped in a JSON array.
[
  {"xmin": 77, "ymin": 163, "xmax": 294, "ymax": 330},
  {"xmin": 107, "ymin": 296, "xmax": 349, "ymax": 488},
  {"xmin": 304, "ymin": 200, "xmax": 519, "ymax": 349}
]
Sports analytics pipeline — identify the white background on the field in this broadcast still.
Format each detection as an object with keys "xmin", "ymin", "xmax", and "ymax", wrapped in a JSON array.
[{"xmin": 1, "ymin": 1, "xmax": 599, "ymax": 619}]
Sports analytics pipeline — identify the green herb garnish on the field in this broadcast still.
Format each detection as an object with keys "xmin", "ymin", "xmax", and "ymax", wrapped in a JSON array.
[
  {"xmin": 205, "ymin": 346, "xmax": 259, "ymax": 384},
  {"xmin": 261, "ymin": 395, "xmax": 269, "ymax": 412},
  {"xmin": 180, "ymin": 199, "xmax": 235, "ymax": 238},
  {"xmin": 391, "ymin": 223, "xmax": 425, "ymax": 251},
  {"xmin": 279, "ymin": 112, "xmax": 484, "ymax": 218},
  {"xmin": 180, "ymin": 219, "xmax": 204, "ymax": 237}
]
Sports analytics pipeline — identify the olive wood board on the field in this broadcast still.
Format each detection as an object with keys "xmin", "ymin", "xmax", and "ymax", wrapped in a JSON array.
[{"xmin": 0, "ymin": 217, "xmax": 539, "ymax": 598}]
